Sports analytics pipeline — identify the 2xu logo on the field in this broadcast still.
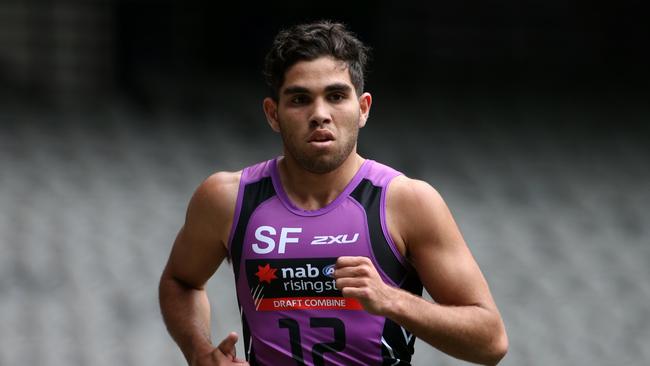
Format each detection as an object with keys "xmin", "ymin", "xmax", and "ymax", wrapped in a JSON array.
[
  {"xmin": 311, "ymin": 233, "xmax": 359, "ymax": 245},
  {"xmin": 252, "ymin": 226, "xmax": 359, "ymax": 255}
]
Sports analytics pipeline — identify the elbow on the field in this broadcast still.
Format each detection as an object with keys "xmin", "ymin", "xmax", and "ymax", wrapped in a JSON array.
[
  {"xmin": 158, "ymin": 268, "xmax": 176, "ymax": 296},
  {"xmin": 159, "ymin": 269, "xmax": 191, "ymax": 302},
  {"xmin": 483, "ymin": 326, "xmax": 508, "ymax": 365},
  {"xmin": 158, "ymin": 270, "xmax": 176, "ymax": 306},
  {"xmin": 159, "ymin": 268, "xmax": 206, "ymax": 297}
]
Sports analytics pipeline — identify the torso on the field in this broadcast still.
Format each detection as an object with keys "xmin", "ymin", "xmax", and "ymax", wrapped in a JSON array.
[{"xmin": 228, "ymin": 157, "xmax": 422, "ymax": 366}]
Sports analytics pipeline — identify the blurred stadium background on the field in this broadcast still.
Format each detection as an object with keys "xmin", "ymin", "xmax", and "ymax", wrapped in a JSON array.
[{"xmin": 1, "ymin": 1, "xmax": 648, "ymax": 365}]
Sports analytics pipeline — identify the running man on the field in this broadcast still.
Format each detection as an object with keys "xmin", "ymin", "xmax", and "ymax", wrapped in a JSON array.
[{"xmin": 159, "ymin": 20, "xmax": 508, "ymax": 366}]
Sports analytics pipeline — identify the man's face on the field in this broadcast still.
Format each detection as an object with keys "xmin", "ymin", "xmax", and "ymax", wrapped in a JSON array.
[{"xmin": 264, "ymin": 56, "xmax": 371, "ymax": 174}]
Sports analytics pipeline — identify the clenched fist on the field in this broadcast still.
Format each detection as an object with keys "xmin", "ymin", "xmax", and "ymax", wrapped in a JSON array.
[{"xmin": 334, "ymin": 256, "xmax": 398, "ymax": 315}]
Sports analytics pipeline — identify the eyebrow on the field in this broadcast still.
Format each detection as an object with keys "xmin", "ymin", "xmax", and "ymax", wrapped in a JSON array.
[
  {"xmin": 282, "ymin": 83, "xmax": 353, "ymax": 95},
  {"xmin": 325, "ymin": 83, "xmax": 353, "ymax": 93}
]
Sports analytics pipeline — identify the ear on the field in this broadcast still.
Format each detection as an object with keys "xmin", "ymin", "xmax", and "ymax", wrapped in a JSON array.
[
  {"xmin": 263, "ymin": 97, "xmax": 281, "ymax": 132},
  {"xmin": 358, "ymin": 92, "xmax": 372, "ymax": 128}
]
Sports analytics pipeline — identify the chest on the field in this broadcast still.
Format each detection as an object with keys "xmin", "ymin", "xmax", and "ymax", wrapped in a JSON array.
[{"xmin": 241, "ymin": 196, "xmax": 372, "ymax": 260}]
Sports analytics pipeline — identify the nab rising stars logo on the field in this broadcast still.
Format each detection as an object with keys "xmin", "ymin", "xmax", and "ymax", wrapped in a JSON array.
[
  {"xmin": 255, "ymin": 263, "xmax": 278, "ymax": 284},
  {"xmin": 322, "ymin": 264, "xmax": 336, "ymax": 278}
]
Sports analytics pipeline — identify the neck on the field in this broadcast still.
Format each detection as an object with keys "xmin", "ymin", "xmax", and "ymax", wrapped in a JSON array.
[{"xmin": 277, "ymin": 153, "xmax": 365, "ymax": 210}]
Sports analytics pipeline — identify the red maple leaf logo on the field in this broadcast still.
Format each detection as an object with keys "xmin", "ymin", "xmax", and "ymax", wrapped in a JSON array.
[{"xmin": 255, "ymin": 263, "xmax": 278, "ymax": 284}]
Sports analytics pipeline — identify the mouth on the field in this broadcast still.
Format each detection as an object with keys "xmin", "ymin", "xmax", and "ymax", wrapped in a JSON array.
[{"xmin": 308, "ymin": 130, "xmax": 335, "ymax": 144}]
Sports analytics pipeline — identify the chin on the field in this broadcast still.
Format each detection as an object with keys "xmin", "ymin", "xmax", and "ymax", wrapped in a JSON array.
[{"xmin": 297, "ymin": 154, "xmax": 345, "ymax": 174}]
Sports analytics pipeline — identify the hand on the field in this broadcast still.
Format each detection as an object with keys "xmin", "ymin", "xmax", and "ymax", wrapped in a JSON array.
[
  {"xmin": 334, "ymin": 256, "xmax": 396, "ymax": 315},
  {"xmin": 191, "ymin": 332, "xmax": 249, "ymax": 366}
]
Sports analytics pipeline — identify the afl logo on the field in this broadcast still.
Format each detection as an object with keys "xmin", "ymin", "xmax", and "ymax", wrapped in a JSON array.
[{"xmin": 322, "ymin": 264, "xmax": 336, "ymax": 278}]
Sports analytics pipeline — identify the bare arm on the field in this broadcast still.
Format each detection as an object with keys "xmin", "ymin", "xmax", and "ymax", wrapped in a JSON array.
[
  {"xmin": 335, "ymin": 177, "xmax": 507, "ymax": 365},
  {"xmin": 159, "ymin": 172, "xmax": 247, "ymax": 365}
]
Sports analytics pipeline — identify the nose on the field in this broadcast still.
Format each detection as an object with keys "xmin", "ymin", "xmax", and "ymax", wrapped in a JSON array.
[{"xmin": 309, "ymin": 97, "xmax": 331, "ymax": 128}]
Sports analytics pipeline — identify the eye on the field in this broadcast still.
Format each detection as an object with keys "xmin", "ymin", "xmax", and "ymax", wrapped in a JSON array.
[
  {"xmin": 290, "ymin": 95, "xmax": 310, "ymax": 105},
  {"xmin": 328, "ymin": 93, "xmax": 346, "ymax": 102}
]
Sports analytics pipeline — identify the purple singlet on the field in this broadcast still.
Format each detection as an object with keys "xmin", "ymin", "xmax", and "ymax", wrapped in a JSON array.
[{"xmin": 228, "ymin": 158, "xmax": 422, "ymax": 366}]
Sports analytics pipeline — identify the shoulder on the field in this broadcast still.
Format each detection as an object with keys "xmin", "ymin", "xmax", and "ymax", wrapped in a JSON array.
[
  {"xmin": 166, "ymin": 171, "xmax": 242, "ymax": 286},
  {"xmin": 185, "ymin": 171, "xmax": 242, "ymax": 244},
  {"xmin": 386, "ymin": 175, "xmax": 452, "ymax": 256},
  {"xmin": 193, "ymin": 171, "xmax": 241, "ymax": 204},
  {"xmin": 387, "ymin": 175, "xmax": 445, "ymax": 212}
]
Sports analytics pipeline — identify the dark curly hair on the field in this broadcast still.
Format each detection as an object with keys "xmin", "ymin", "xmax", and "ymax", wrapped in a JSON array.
[{"xmin": 263, "ymin": 20, "xmax": 370, "ymax": 101}]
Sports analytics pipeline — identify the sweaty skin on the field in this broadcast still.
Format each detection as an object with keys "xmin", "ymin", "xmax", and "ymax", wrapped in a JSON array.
[{"xmin": 159, "ymin": 56, "xmax": 507, "ymax": 365}]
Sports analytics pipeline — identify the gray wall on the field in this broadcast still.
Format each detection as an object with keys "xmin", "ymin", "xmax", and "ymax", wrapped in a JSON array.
[
  {"xmin": 1, "ymin": 2, "xmax": 649, "ymax": 365},
  {"xmin": 1, "ymin": 90, "xmax": 648, "ymax": 365}
]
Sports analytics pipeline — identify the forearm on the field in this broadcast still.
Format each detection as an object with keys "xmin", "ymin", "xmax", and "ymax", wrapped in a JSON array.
[
  {"xmin": 383, "ymin": 288, "xmax": 507, "ymax": 365},
  {"xmin": 159, "ymin": 272, "xmax": 214, "ymax": 362}
]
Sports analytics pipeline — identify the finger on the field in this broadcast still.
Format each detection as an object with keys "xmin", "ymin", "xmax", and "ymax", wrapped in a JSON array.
[
  {"xmin": 232, "ymin": 357, "xmax": 250, "ymax": 366},
  {"xmin": 341, "ymin": 286, "xmax": 369, "ymax": 300},
  {"xmin": 231, "ymin": 355, "xmax": 250, "ymax": 365},
  {"xmin": 336, "ymin": 279, "xmax": 367, "ymax": 292},
  {"xmin": 336, "ymin": 256, "xmax": 371, "ymax": 268},
  {"xmin": 232, "ymin": 353, "xmax": 249, "ymax": 364},
  {"xmin": 336, "ymin": 277, "xmax": 367, "ymax": 290},
  {"xmin": 334, "ymin": 265, "xmax": 372, "ymax": 279},
  {"xmin": 217, "ymin": 332, "xmax": 239, "ymax": 358}
]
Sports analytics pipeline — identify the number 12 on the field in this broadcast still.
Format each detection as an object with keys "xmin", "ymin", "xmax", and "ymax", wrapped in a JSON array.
[{"xmin": 278, "ymin": 317, "xmax": 346, "ymax": 366}]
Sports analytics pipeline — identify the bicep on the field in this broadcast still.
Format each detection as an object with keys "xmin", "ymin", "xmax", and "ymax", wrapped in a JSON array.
[
  {"xmin": 165, "ymin": 223, "xmax": 228, "ymax": 290},
  {"xmin": 396, "ymin": 181, "xmax": 495, "ymax": 307},
  {"xmin": 164, "ymin": 173, "xmax": 238, "ymax": 289},
  {"xmin": 411, "ymin": 230, "xmax": 491, "ymax": 307}
]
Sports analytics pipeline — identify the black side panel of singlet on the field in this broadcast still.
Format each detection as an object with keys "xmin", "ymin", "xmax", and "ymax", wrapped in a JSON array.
[
  {"xmin": 380, "ymin": 269, "xmax": 423, "ymax": 365},
  {"xmin": 230, "ymin": 176, "xmax": 275, "ymax": 365},
  {"xmin": 350, "ymin": 178, "xmax": 405, "ymax": 285},
  {"xmin": 230, "ymin": 176, "xmax": 276, "ymax": 282},
  {"xmin": 380, "ymin": 318, "xmax": 417, "ymax": 366},
  {"xmin": 241, "ymin": 312, "xmax": 258, "ymax": 365},
  {"xmin": 351, "ymin": 178, "xmax": 423, "ymax": 365}
]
